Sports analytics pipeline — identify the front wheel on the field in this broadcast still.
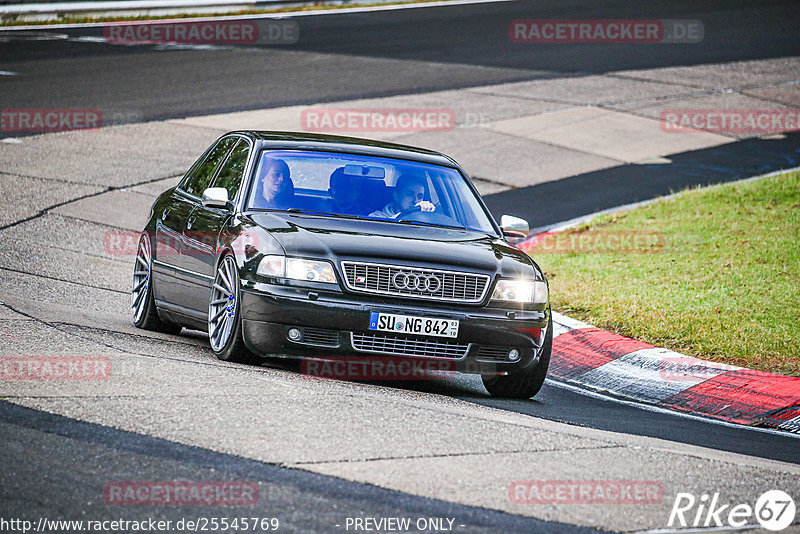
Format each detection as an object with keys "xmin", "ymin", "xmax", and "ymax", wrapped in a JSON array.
[
  {"xmin": 481, "ymin": 315, "xmax": 552, "ymax": 399},
  {"xmin": 131, "ymin": 234, "xmax": 181, "ymax": 334},
  {"xmin": 208, "ymin": 254, "xmax": 260, "ymax": 364}
]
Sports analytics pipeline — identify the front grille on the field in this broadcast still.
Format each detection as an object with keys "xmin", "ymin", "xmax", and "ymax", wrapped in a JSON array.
[
  {"xmin": 351, "ymin": 332, "xmax": 469, "ymax": 359},
  {"xmin": 477, "ymin": 345, "xmax": 516, "ymax": 361},
  {"xmin": 341, "ymin": 261, "xmax": 490, "ymax": 303},
  {"xmin": 293, "ymin": 327, "xmax": 340, "ymax": 347}
]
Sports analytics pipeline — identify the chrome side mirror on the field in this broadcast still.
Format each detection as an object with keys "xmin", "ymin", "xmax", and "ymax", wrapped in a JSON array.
[
  {"xmin": 500, "ymin": 214, "xmax": 530, "ymax": 240},
  {"xmin": 201, "ymin": 187, "xmax": 230, "ymax": 209}
]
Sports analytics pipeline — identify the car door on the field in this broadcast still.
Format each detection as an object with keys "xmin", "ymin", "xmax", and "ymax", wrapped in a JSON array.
[
  {"xmin": 181, "ymin": 137, "xmax": 251, "ymax": 313},
  {"xmin": 151, "ymin": 190, "xmax": 194, "ymax": 307},
  {"xmin": 153, "ymin": 136, "xmax": 238, "ymax": 313}
]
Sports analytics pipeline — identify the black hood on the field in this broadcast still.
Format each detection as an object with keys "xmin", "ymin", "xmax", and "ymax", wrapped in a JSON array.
[{"xmin": 248, "ymin": 212, "xmax": 538, "ymax": 279}]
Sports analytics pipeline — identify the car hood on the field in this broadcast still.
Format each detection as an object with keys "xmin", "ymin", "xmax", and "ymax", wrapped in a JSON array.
[{"xmin": 247, "ymin": 212, "xmax": 538, "ymax": 278}]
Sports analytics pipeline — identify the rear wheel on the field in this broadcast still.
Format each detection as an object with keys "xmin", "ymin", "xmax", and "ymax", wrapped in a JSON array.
[
  {"xmin": 131, "ymin": 234, "xmax": 181, "ymax": 334},
  {"xmin": 481, "ymin": 314, "xmax": 552, "ymax": 399},
  {"xmin": 209, "ymin": 254, "xmax": 260, "ymax": 364}
]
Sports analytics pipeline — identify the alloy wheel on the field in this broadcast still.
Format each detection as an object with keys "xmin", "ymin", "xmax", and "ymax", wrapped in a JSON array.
[
  {"xmin": 131, "ymin": 235, "xmax": 151, "ymax": 323},
  {"xmin": 209, "ymin": 255, "xmax": 239, "ymax": 352}
]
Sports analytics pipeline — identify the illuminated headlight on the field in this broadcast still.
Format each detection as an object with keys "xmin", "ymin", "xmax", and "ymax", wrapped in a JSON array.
[
  {"xmin": 491, "ymin": 279, "xmax": 548, "ymax": 304},
  {"xmin": 286, "ymin": 258, "xmax": 336, "ymax": 283},
  {"xmin": 257, "ymin": 255, "xmax": 337, "ymax": 284}
]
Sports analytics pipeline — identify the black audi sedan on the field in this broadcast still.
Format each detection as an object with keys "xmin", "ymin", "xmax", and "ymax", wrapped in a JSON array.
[{"xmin": 132, "ymin": 131, "xmax": 551, "ymax": 398}]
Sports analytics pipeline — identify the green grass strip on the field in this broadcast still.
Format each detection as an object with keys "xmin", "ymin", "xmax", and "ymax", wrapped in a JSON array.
[{"xmin": 535, "ymin": 170, "xmax": 799, "ymax": 376}]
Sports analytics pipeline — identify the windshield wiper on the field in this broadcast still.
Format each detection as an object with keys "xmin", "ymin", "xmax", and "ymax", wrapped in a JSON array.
[
  {"xmin": 286, "ymin": 208, "xmax": 338, "ymax": 216},
  {"xmin": 286, "ymin": 208, "xmax": 365, "ymax": 221},
  {"xmin": 395, "ymin": 219, "xmax": 466, "ymax": 230}
]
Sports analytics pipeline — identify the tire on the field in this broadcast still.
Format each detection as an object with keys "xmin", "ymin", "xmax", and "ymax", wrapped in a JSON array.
[
  {"xmin": 132, "ymin": 234, "xmax": 182, "ymax": 334},
  {"xmin": 208, "ymin": 254, "xmax": 260, "ymax": 364},
  {"xmin": 481, "ymin": 314, "xmax": 552, "ymax": 399}
]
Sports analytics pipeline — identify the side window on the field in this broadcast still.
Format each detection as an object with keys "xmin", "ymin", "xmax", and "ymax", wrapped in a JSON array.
[
  {"xmin": 211, "ymin": 139, "xmax": 249, "ymax": 201},
  {"xmin": 181, "ymin": 137, "xmax": 237, "ymax": 197}
]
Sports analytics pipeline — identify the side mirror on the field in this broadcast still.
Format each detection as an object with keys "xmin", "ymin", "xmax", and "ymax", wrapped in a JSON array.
[
  {"xmin": 201, "ymin": 187, "xmax": 231, "ymax": 209},
  {"xmin": 500, "ymin": 214, "xmax": 529, "ymax": 240}
]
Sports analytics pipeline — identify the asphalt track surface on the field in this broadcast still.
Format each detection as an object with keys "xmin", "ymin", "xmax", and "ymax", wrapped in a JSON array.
[
  {"xmin": 0, "ymin": 402, "xmax": 600, "ymax": 534},
  {"xmin": 1, "ymin": 0, "xmax": 800, "ymax": 121},
  {"xmin": 1, "ymin": 0, "xmax": 800, "ymax": 531}
]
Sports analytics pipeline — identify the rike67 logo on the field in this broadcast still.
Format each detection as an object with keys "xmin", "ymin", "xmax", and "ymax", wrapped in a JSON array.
[{"xmin": 669, "ymin": 490, "xmax": 796, "ymax": 531}]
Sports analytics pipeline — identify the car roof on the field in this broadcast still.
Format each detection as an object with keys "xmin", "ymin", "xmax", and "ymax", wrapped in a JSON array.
[{"xmin": 230, "ymin": 131, "xmax": 460, "ymax": 168}]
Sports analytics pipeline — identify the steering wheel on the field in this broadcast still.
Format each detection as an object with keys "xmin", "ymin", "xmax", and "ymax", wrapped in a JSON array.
[
  {"xmin": 396, "ymin": 205, "xmax": 423, "ymax": 220},
  {"xmin": 396, "ymin": 204, "xmax": 461, "ymax": 227}
]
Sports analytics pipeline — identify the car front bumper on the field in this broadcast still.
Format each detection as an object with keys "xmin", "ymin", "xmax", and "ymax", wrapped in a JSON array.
[{"xmin": 239, "ymin": 281, "xmax": 549, "ymax": 375}]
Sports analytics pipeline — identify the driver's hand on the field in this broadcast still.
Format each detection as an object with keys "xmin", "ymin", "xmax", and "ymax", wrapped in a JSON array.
[{"xmin": 416, "ymin": 200, "xmax": 435, "ymax": 212}]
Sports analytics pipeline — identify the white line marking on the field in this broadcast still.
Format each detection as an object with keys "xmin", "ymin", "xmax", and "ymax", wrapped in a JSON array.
[
  {"xmin": 545, "ymin": 378, "xmax": 800, "ymax": 439},
  {"xmin": 0, "ymin": 70, "xmax": 18, "ymax": 75}
]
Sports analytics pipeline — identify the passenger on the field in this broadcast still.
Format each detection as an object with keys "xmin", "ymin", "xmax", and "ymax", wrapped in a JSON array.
[
  {"xmin": 369, "ymin": 172, "xmax": 435, "ymax": 219},
  {"xmin": 257, "ymin": 158, "xmax": 294, "ymax": 209},
  {"xmin": 327, "ymin": 167, "xmax": 364, "ymax": 215}
]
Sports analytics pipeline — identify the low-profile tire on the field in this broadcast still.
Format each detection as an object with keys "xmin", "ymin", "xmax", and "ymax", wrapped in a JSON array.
[
  {"xmin": 481, "ymin": 314, "xmax": 552, "ymax": 399},
  {"xmin": 132, "ymin": 234, "xmax": 182, "ymax": 334},
  {"xmin": 208, "ymin": 254, "xmax": 261, "ymax": 365}
]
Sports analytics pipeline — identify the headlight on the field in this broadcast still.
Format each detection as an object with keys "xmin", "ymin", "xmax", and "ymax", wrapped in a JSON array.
[
  {"xmin": 257, "ymin": 255, "xmax": 336, "ymax": 284},
  {"xmin": 257, "ymin": 255, "xmax": 285, "ymax": 277},
  {"xmin": 491, "ymin": 279, "xmax": 548, "ymax": 304},
  {"xmin": 286, "ymin": 258, "xmax": 337, "ymax": 283}
]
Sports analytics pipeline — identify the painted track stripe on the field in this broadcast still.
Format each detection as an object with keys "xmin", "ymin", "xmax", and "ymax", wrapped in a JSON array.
[
  {"xmin": 571, "ymin": 348, "xmax": 718, "ymax": 403},
  {"xmin": 546, "ymin": 379, "xmax": 800, "ymax": 439},
  {"xmin": 550, "ymin": 328, "xmax": 653, "ymax": 380},
  {"xmin": 758, "ymin": 405, "xmax": 800, "ymax": 433},
  {"xmin": 659, "ymin": 370, "xmax": 800, "ymax": 424}
]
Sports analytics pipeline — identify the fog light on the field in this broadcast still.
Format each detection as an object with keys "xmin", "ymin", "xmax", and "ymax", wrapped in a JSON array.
[
  {"xmin": 507, "ymin": 348, "xmax": 521, "ymax": 361},
  {"xmin": 287, "ymin": 328, "xmax": 302, "ymax": 341}
]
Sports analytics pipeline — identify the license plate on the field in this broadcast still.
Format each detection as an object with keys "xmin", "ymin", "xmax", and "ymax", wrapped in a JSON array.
[{"xmin": 368, "ymin": 312, "xmax": 459, "ymax": 338}]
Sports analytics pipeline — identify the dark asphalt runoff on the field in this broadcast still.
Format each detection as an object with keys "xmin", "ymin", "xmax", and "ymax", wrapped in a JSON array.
[{"xmin": 485, "ymin": 132, "xmax": 800, "ymax": 228}]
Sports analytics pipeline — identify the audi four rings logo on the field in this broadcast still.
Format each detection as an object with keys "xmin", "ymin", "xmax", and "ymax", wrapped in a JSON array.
[{"xmin": 391, "ymin": 271, "xmax": 441, "ymax": 293}]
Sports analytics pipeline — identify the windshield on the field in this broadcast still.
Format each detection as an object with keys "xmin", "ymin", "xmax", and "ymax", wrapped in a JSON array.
[{"xmin": 246, "ymin": 149, "xmax": 497, "ymax": 233}]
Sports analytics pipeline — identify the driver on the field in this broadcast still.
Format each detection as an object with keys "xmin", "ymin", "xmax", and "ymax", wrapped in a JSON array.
[{"xmin": 369, "ymin": 172, "xmax": 435, "ymax": 219}]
